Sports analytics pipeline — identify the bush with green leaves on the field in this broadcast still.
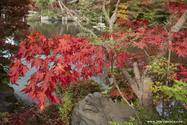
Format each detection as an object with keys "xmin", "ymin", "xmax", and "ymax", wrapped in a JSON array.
[
  {"xmin": 124, "ymin": 0, "xmax": 170, "ymax": 24},
  {"xmin": 54, "ymin": 79, "xmax": 104, "ymax": 125},
  {"xmin": 109, "ymin": 105, "xmax": 160, "ymax": 125},
  {"xmin": 109, "ymin": 104, "xmax": 187, "ymax": 125},
  {"xmin": 147, "ymin": 57, "xmax": 187, "ymax": 113},
  {"xmin": 41, "ymin": 11, "xmax": 57, "ymax": 17},
  {"xmin": 27, "ymin": 12, "xmax": 41, "ymax": 21}
]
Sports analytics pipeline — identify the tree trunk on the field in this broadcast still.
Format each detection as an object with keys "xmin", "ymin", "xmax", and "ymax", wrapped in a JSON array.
[
  {"xmin": 137, "ymin": 76, "xmax": 156, "ymax": 113},
  {"xmin": 120, "ymin": 65, "xmax": 156, "ymax": 114}
]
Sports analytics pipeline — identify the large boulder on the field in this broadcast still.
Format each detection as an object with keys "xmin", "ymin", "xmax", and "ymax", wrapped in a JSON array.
[{"xmin": 71, "ymin": 92, "xmax": 137, "ymax": 125}]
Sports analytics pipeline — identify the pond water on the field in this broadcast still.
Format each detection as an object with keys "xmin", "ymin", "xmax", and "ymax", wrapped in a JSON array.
[{"xmin": 28, "ymin": 21, "xmax": 80, "ymax": 37}]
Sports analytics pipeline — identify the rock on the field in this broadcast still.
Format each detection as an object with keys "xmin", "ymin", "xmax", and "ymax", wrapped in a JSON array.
[
  {"xmin": 0, "ymin": 90, "xmax": 35, "ymax": 113},
  {"xmin": 71, "ymin": 92, "xmax": 137, "ymax": 125},
  {"xmin": 22, "ymin": 99, "xmax": 36, "ymax": 107},
  {"xmin": 14, "ymin": 93, "xmax": 21, "ymax": 102},
  {"xmin": 0, "ymin": 91, "xmax": 17, "ymax": 112},
  {"xmin": 0, "ymin": 84, "xmax": 14, "ymax": 93}
]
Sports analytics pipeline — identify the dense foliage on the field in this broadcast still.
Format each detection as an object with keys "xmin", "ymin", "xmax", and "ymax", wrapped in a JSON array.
[
  {"xmin": 2, "ymin": 0, "xmax": 187, "ymax": 124},
  {"xmin": 0, "ymin": 0, "xmax": 30, "ymax": 40}
]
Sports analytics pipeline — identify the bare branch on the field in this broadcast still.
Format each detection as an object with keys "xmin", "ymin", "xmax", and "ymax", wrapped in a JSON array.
[
  {"xmin": 171, "ymin": 10, "xmax": 187, "ymax": 32},
  {"xmin": 58, "ymin": 1, "xmax": 64, "ymax": 11},
  {"xmin": 102, "ymin": 0, "xmax": 110, "ymax": 22},
  {"xmin": 119, "ymin": 66, "xmax": 140, "ymax": 92},
  {"xmin": 110, "ymin": 0, "xmax": 121, "ymax": 24},
  {"xmin": 155, "ymin": 10, "xmax": 187, "ymax": 60},
  {"xmin": 143, "ymin": 49, "xmax": 150, "ymax": 60},
  {"xmin": 103, "ymin": 0, "xmax": 121, "ymax": 32}
]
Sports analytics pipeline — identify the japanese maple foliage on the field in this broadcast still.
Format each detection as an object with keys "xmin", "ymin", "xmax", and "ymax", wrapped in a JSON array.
[{"xmin": 8, "ymin": 32, "xmax": 108, "ymax": 111}]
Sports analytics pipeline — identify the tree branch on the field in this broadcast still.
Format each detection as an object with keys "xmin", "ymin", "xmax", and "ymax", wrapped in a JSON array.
[
  {"xmin": 103, "ymin": 0, "xmax": 121, "ymax": 32},
  {"xmin": 119, "ymin": 66, "xmax": 140, "ymax": 94},
  {"xmin": 102, "ymin": 0, "xmax": 110, "ymax": 22},
  {"xmin": 110, "ymin": 0, "xmax": 121, "ymax": 24},
  {"xmin": 166, "ymin": 10, "xmax": 187, "ymax": 85},
  {"xmin": 58, "ymin": 0, "xmax": 98, "ymax": 37},
  {"xmin": 171, "ymin": 10, "xmax": 187, "ymax": 32},
  {"xmin": 133, "ymin": 62, "xmax": 141, "ymax": 84},
  {"xmin": 156, "ymin": 10, "xmax": 187, "ymax": 60}
]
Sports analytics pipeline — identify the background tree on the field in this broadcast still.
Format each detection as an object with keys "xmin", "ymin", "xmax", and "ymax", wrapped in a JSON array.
[
  {"xmin": 32, "ymin": 0, "xmax": 57, "ymax": 14},
  {"xmin": 0, "ymin": 0, "xmax": 30, "ymax": 86},
  {"xmin": 0, "ymin": 0, "xmax": 30, "ymax": 40}
]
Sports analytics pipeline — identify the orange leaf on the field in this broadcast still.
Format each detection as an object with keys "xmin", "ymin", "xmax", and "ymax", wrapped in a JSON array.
[
  {"xmin": 20, "ymin": 85, "xmax": 30, "ymax": 92},
  {"xmin": 143, "ymin": 89, "xmax": 151, "ymax": 93},
  {"xmin": 122, "ymin": 10, "xmax": 126, "ymax": 13},
  {"xmin": 40, "ymin": 104, "xmax": 45, "ymax": 112}
]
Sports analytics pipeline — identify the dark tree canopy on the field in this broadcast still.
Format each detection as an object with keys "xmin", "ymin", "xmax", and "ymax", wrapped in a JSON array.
[
  {"xmin": 0, "ymin": 0, "xmax": 30, "ymax": 40},
  {"xmin": 0, "ymin": 0, "xmax": 31, "ymax": 85}
]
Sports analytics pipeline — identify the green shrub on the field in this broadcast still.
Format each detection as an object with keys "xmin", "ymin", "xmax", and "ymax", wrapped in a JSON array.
[{"xmin": 109, "ymin": 105, "xmax": 186, "ymax": 125}]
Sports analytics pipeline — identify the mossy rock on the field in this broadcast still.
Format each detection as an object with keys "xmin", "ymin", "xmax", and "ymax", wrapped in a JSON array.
[{"xmin": 0, "ymin": 84, "xmax": 14, "ymax": 93}]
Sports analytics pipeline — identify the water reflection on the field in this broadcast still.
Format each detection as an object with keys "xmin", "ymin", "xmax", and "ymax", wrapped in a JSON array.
[{"xmin": 28, "ymin": 21, "xmax": 80, "ymax": 37}]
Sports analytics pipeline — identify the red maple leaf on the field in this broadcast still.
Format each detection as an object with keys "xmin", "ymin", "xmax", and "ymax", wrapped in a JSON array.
[
  {"xmin": 53, "ymin": 64, "xmax": 65, "ymax": 74},
  {"xmin": 35, "ymin": 71, "xmax": 45, "ymax": 82},
  {"xmin": 41, "ymin": 82, "xmax": 49, "ymax": 91},
  {"xmin": 36, "ymin": 91, "xmax": 47, "ymax": 111},
  {"xmin": 44, "ymin": 70, "xmax": 55, "ymax": 82},
  {"xmin": 8, "ymin": 65, "xmax": 18, "ymax": 77},
  {"xmin": 20, "ymin": 65, "xmax": 30, "ymax": 76},
  {"xmin": 30, "ymin": 56, "xmax": 43, "ymax": 69}
]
